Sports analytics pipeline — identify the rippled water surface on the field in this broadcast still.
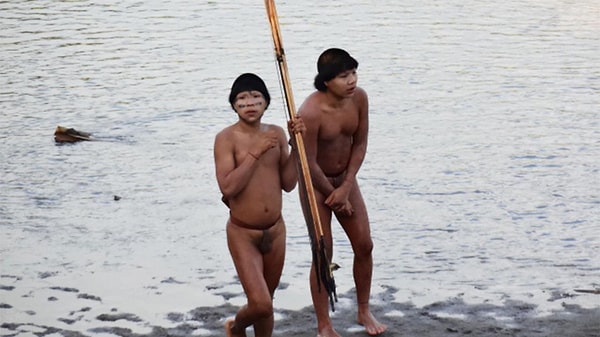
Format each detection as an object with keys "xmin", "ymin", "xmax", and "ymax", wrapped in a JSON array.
[{"xmin": 1, "ymin": 0, "xmax": 598, "ymax": 326}]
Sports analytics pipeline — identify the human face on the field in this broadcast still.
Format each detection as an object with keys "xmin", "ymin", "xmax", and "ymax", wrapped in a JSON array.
[
  {"xmin": 234, "ymin": 90, "xmax": 266, "ymax": 121},
  {"xmin": 326, "ymin": 69, "xmax": 357, "ymax": 97}
]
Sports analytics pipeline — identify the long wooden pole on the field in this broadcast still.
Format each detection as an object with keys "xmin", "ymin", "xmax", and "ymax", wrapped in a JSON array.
[
  {"xmin": 265, "ymin": 0, "xmax": 337, "ymax": 310},
  {"xmin": 264, "ymin": 3, "xmax": 321, "ymax": 236}
]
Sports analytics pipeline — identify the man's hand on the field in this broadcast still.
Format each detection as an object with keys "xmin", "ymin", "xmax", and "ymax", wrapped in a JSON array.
[
  {"xmin": 325, "ymin": 185, "xmax": 354, "ymax": 216},
  {"xmin": 250, "ymin": 130, "xmax": 278, "ymax": 158},
  {"xmin": 287, "ymin": 116, "xmax": 306, "ymax": 136}
]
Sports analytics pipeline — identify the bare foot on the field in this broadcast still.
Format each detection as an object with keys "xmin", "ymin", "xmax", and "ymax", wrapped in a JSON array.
[
  {"xmin": 317, "ymin": 324, "xmax": 342, "ymax": 337},
  {"xmin": 357, "ymin": 311, "xmax": 387, "ymax": 336},
  {"xmin": 225, "ymin": 319, "xmax": 246, "ymax": 337}
]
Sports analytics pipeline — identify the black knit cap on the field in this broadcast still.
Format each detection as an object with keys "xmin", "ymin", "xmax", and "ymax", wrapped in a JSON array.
[{"xmin": 228, "ymin": 73, "xmax": 271, "ymax": 109}]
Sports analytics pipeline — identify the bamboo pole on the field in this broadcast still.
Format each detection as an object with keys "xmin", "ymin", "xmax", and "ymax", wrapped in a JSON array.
[{"xmin": 264, "ymin": 0, "xmax": 337, "ymax": 310}]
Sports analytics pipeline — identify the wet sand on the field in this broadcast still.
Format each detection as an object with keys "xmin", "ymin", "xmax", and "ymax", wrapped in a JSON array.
[{"xmin": 1, "ymin": 277, "xmax": 598, "ymax": 337}]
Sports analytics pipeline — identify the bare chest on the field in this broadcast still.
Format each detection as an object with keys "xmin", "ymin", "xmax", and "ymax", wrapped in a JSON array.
[
  {"xmin": 234, "ymin": 137, "xmax": 280, "ymax": 166},
  {"xmin": 319, "ymin": 108, "xmax": 359, "ymax": 141}
]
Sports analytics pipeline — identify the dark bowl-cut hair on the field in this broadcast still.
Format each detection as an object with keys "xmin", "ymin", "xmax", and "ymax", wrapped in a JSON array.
[
  {"xmin": 313, "ymin": 48, "xmax": 359, "ymax": 92},
  {"xmin": 228, "ymin": 73, "xmax": 271, "ymax": 110}
]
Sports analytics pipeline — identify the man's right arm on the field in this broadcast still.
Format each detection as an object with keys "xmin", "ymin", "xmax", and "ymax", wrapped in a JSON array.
[
  {"xmin": 299, "ymin": 103, "xmax": 336, "ymax": 197},
  {"xmin": 214, "ymin": 130, "xmax": 259, "ymax": 201}
]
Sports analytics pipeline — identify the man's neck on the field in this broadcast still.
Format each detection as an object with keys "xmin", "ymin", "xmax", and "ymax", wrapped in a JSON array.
[
  {"xmin": 323, "ymin": 90, "xmax": 350, "ymax": 108},
  {"xmin": 236, "ymin": 120, "xmax": 262, "ymax": 132}
]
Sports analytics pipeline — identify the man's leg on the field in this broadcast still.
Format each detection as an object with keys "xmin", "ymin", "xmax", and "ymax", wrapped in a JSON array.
[
  {"xmin": 226, "ymin": 222, "xmax": 274, "ymax": 337},
  {"xmin": 253, "ymin": 220, "xmax": 286, "ymax": 337},
  {"xmin": 338, "ymin": 186, "xmax": 387, "ymax": 336}
]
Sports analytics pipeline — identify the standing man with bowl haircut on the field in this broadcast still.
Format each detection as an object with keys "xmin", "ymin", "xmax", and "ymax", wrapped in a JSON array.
[
  {"xmin": 298, "ymin": 49, "xmax": 387, "ymax": 337},
  {"xmin": 214, "ymin": 73, "xmax": 305, "ymax": 337}
]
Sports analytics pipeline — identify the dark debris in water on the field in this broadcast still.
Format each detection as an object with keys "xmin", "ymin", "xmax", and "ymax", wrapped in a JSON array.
[
  {"xmin": 58, "ymin": 317, "xmax": 81, "ymax": 325},
  {"xmin": 69, "ymin": 307, "xmax": 92, "ymax": 315},
  {"xmin": 89, "ymin": 326, "xmax": 134, "ymax": 337},
  {"xmin": 166, "ymin": 312, "xmax": 185, "ymax": 322},
  {"xmin": 77, "ymin": 293, "xmax": 102, "ymax": 301},
  {"xmin": 548, "ymin": 290, "xmax": 579, "ymax": 302},
  {"xmin": 50, "ymin": 286, "xmax": 79, "ymax": 293},
  {"xmin": 38, "ymin": 271, "xmax": 59, "ymax": 279},
  {"xmin": 160, "ymin": 277, "xmax": 184, "ymax": 284},
  {"xmin": 0, "ymin": 274, "xmax": 22, "ymax": 281},
  {"xmin": 574, "ymin": 289, "xmax": 600, "ymax": 295},
  {"xmin": 96, "ymin": 313, "xmax": 142, "ymax": 322}
]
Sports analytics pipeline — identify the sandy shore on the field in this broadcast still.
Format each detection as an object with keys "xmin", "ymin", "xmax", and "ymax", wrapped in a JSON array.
[{"xmin": 1, "ymin": 277, "xmax": 598, "ymax": 337}]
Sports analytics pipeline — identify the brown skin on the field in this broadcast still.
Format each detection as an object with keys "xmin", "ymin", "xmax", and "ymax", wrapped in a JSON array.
[
  {"xmin": 214, "ymin": 90, "xmax": 305, "ymax": 337},
  {"xmin": 298, "ymin": 70, "xmax": 387, "ymax": 336}
]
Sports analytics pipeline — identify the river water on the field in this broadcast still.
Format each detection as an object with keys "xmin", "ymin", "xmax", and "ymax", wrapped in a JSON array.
[{"xmin": 1, "ymin": 0, "xmax": 598, "ymax": 333}]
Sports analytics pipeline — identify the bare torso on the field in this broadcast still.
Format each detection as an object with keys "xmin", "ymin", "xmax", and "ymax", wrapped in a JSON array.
[
  {"xmin": 303, "ymin": 90, "xmax": 363, "ymax": 177},
  {"xmin": 215, "ymin": 123, "xmax": 285, "ymax": 228}
]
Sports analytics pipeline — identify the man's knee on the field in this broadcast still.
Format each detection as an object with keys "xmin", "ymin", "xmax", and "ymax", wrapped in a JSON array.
[
  {"xmin": 353, "ymin": 238, "xmax": 373, "ymax": 257},
  {"xmin": 249, "ymin": 298, "xmax": 274, "ymax": 319}
]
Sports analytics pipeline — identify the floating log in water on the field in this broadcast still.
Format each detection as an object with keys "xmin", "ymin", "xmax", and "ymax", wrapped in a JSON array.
[{"xmin": 54, "ymin": 126, "xmax": 92, "ymax": 143}]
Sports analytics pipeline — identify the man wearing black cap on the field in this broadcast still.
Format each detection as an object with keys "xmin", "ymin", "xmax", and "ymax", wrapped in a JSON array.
[
  {"xmin": 298, "ymin": 49, "xmax": 387, "ymax": 336},
  {"xmin": 214, "ymin": 73, "xmax": 305, "ymax": 337}
]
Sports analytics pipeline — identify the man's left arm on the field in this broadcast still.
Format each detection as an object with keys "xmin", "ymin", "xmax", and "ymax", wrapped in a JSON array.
[{"xmin": 343, "ymin": 88, "xmax": 369, "ymax": 187}]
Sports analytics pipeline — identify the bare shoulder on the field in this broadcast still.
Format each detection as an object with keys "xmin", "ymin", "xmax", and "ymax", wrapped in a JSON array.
[
  {"xmin": 260, "ymin": 122, "xmax": 285, "ymax": 137},
  {"xmin": 353, "ymin": 86, "xmax": 368, "ymax": 104},
  {"xmin": 355, "ymin": 86, "xmax": 367, "ymax": 97},
  {"xmin": 215, "ymin": 124, "xmax": 234, "ymax": 140},
  {"xmin": 298, "ymin": 91, "xmax": 323, "ymax": 119},
  {"xmin": 263, "ymin": 123, "xmax": 284, "ymax": 133},
  {"xmin": 352, "ymin": 87, "xmax": 369, "ymax": 115},
  {"xmin": 214, "ymin": 124, "xmax": 238, "ymax": 149}
]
